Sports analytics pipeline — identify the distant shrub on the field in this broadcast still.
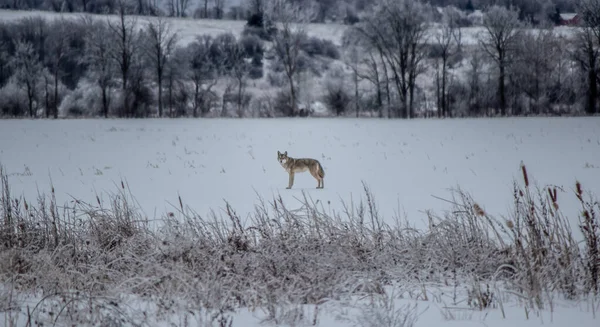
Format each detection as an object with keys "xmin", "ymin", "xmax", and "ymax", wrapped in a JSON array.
[
  {"xmin": 324, "ymin": 82, "xmax": 351, "ymax": 116},
  {"xmin": 273, "ymin": 90, "xmax": 294, "ymax": 116},
  {"xmin": 300, "ymin": 36, "xmax": 340, "ymax": 59},
  {"xmin": 267, "ymin": 72, "xmax": 285, "ymax": 87},
  {"xmin": 249, "ymin": 66, "xmax": 263, "ymax": 80},
  {"xmin": 0, "ymin": 82, "xmax": 27, "ymax": 117},
  {"xmin": 243, "ymin": 13, "xmax": 277, "ymax": 41},
  {"xmin": 240, "ymin": 34, "xmax": 264, "ymax": 58}
]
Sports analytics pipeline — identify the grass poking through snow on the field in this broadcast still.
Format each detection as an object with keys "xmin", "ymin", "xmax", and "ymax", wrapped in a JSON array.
[{"xmin": 0, "ymin": 162, "xmax": 599, "ymax": 326}]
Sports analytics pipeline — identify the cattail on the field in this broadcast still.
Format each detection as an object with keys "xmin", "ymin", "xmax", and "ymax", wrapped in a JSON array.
[
  {"xmin": 576, "ymin": 181, "xmax": 583, "ymax": 200},
  {"xmin": 121, "ymin": 180, "xmax": 125, "ymax": 189},
  {"xmin": 521, "ymin": 163, "xmax": 529, "ymax": 187},
  {"xmin": 506, "ymin": 220, "xmax": 514, "ymax": 229},
  {"xmin": 473, "ymin": 203, "xmax": 485, "ymax": 217},
  {"xmin": 548, "ymin": 188, "xmax": 559, "ymax": 210},
  {"xmin": 96, "ymin": 195, "xmax": 101, "ymax": 206},
  {"xmin": 583, "ymin": 210, "xmax": 590, "ymax": 220},
  {"xmin": 24, "ymin": 199, "xmax": 28, "ymax": 211}
]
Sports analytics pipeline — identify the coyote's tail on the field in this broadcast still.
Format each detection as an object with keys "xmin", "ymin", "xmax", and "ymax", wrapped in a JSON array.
[{"xmin": 317, "ymin": 161, "xmax": 325, "ymax": 178}]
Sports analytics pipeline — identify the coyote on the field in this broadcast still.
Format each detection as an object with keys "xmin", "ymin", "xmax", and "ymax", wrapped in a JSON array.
[{"xmin": 277, "ymin": 151, "xmax": 325, "ymax": 189}]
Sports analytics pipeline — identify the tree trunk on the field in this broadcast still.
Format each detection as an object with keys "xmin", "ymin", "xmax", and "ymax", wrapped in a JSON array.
[
  {"xmin": 237, "ymin": 78, "xmax": 243, "ymax": 117},
  {"xmin": 288, "ymin": 74, "xmax": 296, "ymax": 116},
  {"xmin": 102, "ymin": 86, "xmax": 108, "ymax": 118},
  {"xmin": 442, "ymin": 58, "xmax": 447, "ymax": 117},
  {"xmin": 499, "ymin": 54, "xmax": 506, "ymax": 116},
  {"xmin": 193, "ymin": 82, "xmax": 200, "ymax": 118},
  {"xmin": 27, "ymin": 82, "xmax": 34, "ymax": 118},
  {"xmin": 354, "ymin": 70, "xmax": 359, "ymax": 118},
  {"xmin": 53, "ymin": 70, "xmax": 59, "ymax": 119},
  {"xmin": 158, "ymin": 76, "xmax": 163, "ymax": 117},
  {"xmin": 588, "ymin": 68, "xmax": 597, "ymax": 115},
  {"xmin": 44, "ymin": 78, "xmax": 50, "ymax": 118}
]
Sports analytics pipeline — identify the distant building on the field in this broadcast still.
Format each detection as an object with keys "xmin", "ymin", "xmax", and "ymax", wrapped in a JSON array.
[{"xmin": 558, "ymin": 13, "xmax": 580, "ymax": 26}]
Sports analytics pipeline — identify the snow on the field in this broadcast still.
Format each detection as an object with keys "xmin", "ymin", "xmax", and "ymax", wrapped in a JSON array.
[
  {"xmin": 1, "ymin": 8, "xmax": 599, "ymax": 326},
  {"xmin": 3, "ymin": 284, "xmax": 599, "ymax": 326},
  {"xmin": 1, "ymin": 117, "xmax": 599, "ymax": 234}
]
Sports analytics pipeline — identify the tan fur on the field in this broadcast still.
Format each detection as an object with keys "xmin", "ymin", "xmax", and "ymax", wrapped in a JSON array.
[{"xmin": 277, "ymin": 151, "xmax": 325, "ymax": 189}]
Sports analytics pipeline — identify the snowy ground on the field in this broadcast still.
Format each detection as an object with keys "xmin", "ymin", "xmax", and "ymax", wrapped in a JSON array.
[
  {"xmin": 3, "ymin": 287, "xmax": 599, "ymax": 327},
  {"xmin": 2, "ymin": 117, "xmax": 600, "ymax": 326},
  {"xmin": 1, "ymin": 117, "xmax": 599, "ymax": 233}
]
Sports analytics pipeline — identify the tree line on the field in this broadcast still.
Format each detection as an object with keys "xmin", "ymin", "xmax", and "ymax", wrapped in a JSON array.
[
  {"xmin": 340, "ymin": 0, "xmax": 600, "ymax": 118},
  {"xmin": 1, "ymin": 0, "xmax": 599, "ymax": 118},
  {"xmin": 0, "ymin": 0, "xmax": 584, "ymax": 24}
]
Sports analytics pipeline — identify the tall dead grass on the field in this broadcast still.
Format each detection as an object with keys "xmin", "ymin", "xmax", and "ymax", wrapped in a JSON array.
[{"xmin": 0, "ymin": 162, "xmax": 599, "ymax": 324}]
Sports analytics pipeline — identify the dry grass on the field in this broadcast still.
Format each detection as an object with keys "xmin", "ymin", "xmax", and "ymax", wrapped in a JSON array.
[{"xmin": 0, "ymin": 162, "xmax": 599, "ymax": 325}]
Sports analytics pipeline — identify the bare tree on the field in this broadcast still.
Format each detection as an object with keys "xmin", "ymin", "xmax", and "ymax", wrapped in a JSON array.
[
  {"xmin": 510, "ymin": 29, "xmax": 560, "ymax": 114},
  {"xmin": 168, "ymin": 0, "xmax": 191, "ymax": 17},
  {"xmin": 107, "ymin": 0, "xmax": 140, "ymax": 117},
  {"xmin": 434, "ymin": 7, "xmax": 462, "ymax": 118},
  {"xmin": 576, "ymin": 0, "xmax": 600, "ymax": 115},
  {"xmin": 268, "ymin": 0, "xmax": 311, "ymax": 116},
  {"xmin": 186, "ymin": 35, "xmax": 219, "ymax": 117},
  {"xmin": 213, "ymin": 0, "xmax": 226, "ymax": 19},
  {"xmin": 44, "ymin": 19, "xmax": 70, "ymax": 119},
  {"xmin": 572, "ymin": 27, "xmax": 598, "ymax": 115},
  {"xmin": 143, "ymin": 17, "xmax": 178, "ymax": 117},
  {"xmin": 356, "ymin": 0, "xmax": 429, "ymax": 118},
  {"xmin": 228, "ymin": 43, "xmax": 249, "ymax": 117},
  {"xmin": 83, "ymin": 18, "xmax": 115, "ymax": 118},
  {"xmin": 341, "ymin": 45, "xmax": 365, "ymax": 117},
  {"xmin": 479, "ymin": 5, "xmax": 521, "ymax": 116},
  {"xmin": 11, "ymin": 41, "xmax": 42, "ymax": 117}
]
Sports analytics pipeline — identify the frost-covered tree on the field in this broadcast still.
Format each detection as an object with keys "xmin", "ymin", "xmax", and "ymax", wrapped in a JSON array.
[
  {"xmin": 575, "ymin": 0, "xmax": 600, "ymax": 115},
  {"xmin": 356, "ymin": 0, "xmax": 429, "ymax": 118},
  {"xmin": 434, "ymin": 6, "xmax": 462, "ymax": 118},
  {"xmin": 11, "ymin": 41, "xmax": 42, "ymax": 117},
  {"xmin": 185, "ymin": 35, "xmax": 220, "ymax": 117},
  {"xmin": 83, "ymin": 19, "xmax": 116, "ymax": 118},
  {"xmin": 107, "ymin": 0, "xmax": 142, "ymax": 117},
  {"xmin": 510, "ymin": 29, "xmax": 561, "ymax": 114},
  {"xmin": 480, "ymin": 5, "xmax": 521, "ymax": 116},
  {"xmin": 142, "ymin": 17, "xmax": 178, "ymax": 117},
  {"xmin": 44, "ymin": 19, "xmax": 71, "ymax": 118},
  {"xmin": 269, "ymin": 0, "xmax": 311, "ymax": 116}
]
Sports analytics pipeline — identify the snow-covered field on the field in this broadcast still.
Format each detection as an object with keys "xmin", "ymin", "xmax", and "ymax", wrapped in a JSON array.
[
  {"xmin": 1, "ymin": 117, "xmax": 599, "ymax": 232},
  {"xmin": 1, "ymin": 117, "xmax": 600, "ymax": 326}
]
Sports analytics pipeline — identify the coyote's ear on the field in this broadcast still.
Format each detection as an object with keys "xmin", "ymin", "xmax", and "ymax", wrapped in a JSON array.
[
  {"xmin": 284, "ymin": 151, "xmax": 287, "ymax": 156},
  {"xmin": 277, "ymin": 151, "xmax": 281, "ymax": 156}
]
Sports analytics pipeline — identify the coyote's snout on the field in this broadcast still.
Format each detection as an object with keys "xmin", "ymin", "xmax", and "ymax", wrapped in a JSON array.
[{"xmin": 277, "ymin": 151, "xmax": 325, "ymax": 189}]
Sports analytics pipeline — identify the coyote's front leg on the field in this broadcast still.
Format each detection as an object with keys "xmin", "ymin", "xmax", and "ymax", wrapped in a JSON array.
[{"xmin": 287, "ymin": 172, "xmax": 295, "ymax": 189}]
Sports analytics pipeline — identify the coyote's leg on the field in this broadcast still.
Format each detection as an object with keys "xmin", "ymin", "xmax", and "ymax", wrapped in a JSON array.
[
  {"xmin": 310, "ymin": 169, "xmax": 321, "ymax": 189},
  {"xmin": 287, "ymin": 172, "xmax": 295, "ymax": 189},
  {"xmin": 320, "ymin": 177, "xmax": 324, "ymax": 189}
]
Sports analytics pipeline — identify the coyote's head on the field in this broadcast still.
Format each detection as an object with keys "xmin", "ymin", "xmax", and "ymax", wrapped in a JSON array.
[{"xmin": 277, "ymin": 151, "xmax": 289, "ymax": 164}]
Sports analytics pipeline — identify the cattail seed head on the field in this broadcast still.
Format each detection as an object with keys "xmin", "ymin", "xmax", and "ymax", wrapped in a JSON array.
[
  {"xmin": 473, "ymin": 203, "xmax": 485, "ymax": 217},
  {"xmin": 521, "ymin": 164, "xmax": 529, "ymax": 187},
  {"xmin": 583, "ymin": 210, "xmax": 590, "ymax": 220}
]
